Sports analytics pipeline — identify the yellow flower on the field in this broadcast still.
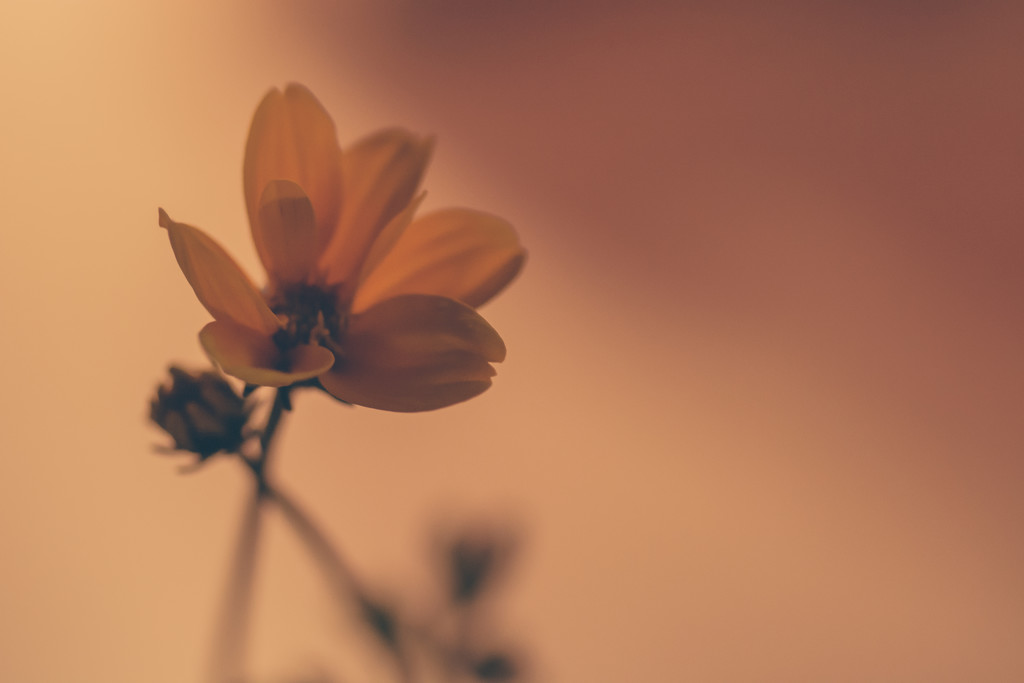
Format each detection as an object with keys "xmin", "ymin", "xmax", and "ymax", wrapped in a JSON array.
[{"xmin": 160, "ymin": 84, "xmax": 525, "ymax": 412}]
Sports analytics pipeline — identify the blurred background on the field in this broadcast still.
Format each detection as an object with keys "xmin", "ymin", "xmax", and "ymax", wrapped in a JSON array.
[{"xmin": 1, "ymin": 0, "xmax": 1023, "ymax": 680}]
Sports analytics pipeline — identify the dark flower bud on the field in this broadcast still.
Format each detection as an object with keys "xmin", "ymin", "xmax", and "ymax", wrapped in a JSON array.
[
  {"xmin": 473, "ymin": 653, "xmax": 519, "ymax": 680},
  {"xmin": 150, "ymin": 365, "xmax": 252, "ymax": 460},
  {"xmin": 441, "ymin": 524, "xmax": 519, "ymax": 604}
]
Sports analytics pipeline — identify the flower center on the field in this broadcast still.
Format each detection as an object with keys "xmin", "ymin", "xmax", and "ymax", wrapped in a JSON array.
[{"xmin": 269, "ymin": 284, "xmax": 346, "ymax": 356}]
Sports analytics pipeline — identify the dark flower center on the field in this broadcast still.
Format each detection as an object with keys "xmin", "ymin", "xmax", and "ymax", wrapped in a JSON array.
[{"xmin": 269, "ymin": 284, "xmax": 346, "ymax": 355}]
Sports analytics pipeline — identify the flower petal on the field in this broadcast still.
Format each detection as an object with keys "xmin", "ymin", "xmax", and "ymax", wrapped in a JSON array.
[
  {"xmin": 159, "ymin": 209, "xmax": 280, "ymax": 334},
  {"xmin": 349, "ymin": 293, "xmax": 507, "ymax": 362},
  {"xmin": 320, "ymin": 294, "xmax": 505, "ymax": 411},
  {"xmin": 340, "ymin": 191, "xmax": 425, "ymax": 304},
  {"xmin": 320, "ymin": 357, "xmax": 495, "ymax": 413},
  {"xmin": 320, "ymin": 129, "xmax": 434, "ymax": 287},
  {"xmin": 244, "ymin": 84, "xmax": 343, "ymax": 271},
  {"xmin": 256, "ymin": 180, "xmax": 319, "ymax": 287},
  {"xmin": 200, "ymin": 319, "xmax": 336, "ymax": 387},
  {"xmin": 352, "ymin": 208, "xmax": 526, "ymax": 313}
]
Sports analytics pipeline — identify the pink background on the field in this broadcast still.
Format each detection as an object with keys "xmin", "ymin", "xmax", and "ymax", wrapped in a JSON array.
[{"xmin": 1, "ymin": 1, "xmax": 1023, "ymax": 680}]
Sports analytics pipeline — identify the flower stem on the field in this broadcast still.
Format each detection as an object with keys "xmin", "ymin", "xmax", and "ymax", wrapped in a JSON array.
[
  {"xmin": 229, "ymin": 386, "xmax": 414, "ymax": 681},
  {"xmin": 207, "ymin": 492, "xmax": 264, "ymax": 683},
  {"xmin": 265, "ymin": 485, "xmax": 361, "ymax": 606},
  {"xmin": 207, "ymin": 388, "xmax": 287, "ymax": 682},
  {"xmin": 267, "ymin": 486, "xmax": 416, "ymax": 683},
  {"xmin": 244, "ymin": 388, "xmax": 288, "ymax": 495}
]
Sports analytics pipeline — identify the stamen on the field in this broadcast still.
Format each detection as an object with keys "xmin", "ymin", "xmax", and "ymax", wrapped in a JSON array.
[{"xmin": 268, "ymin": 284, "xmax": 345, "ymax": 353}]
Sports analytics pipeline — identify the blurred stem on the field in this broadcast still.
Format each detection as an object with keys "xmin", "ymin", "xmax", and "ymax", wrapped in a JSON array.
[
  {"xmin": 265, "ymin": 486, "xmax": 361, "ymax": 603},
  {"xmin": 240, "ymin": 388, "xmax": 365, "ymax": 612},
  {"xmin": 228, "ymin": 386, "xmax": 414, "ymax": 682},
  {"xmin": 207, "ymin": 492, "xmax": 264, "ymax": 683},
  {"xmin": 207, "ymin": 388, "xmax": 286, "ymax": 682},
  {"xmin": 268, "ymin": 486, "xmax": 416, "ymax": 683}
]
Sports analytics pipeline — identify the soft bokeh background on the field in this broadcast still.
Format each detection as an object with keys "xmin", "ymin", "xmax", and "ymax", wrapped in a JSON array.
[{"xmin": 2, "ymin": 0, "xmax": 1023, "ymax": 680}]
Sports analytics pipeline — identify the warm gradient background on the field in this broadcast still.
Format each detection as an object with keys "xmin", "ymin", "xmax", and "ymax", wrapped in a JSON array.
[{"xmin": 2, "ymin": 1, "xmax": 1023, "ymax": 681}]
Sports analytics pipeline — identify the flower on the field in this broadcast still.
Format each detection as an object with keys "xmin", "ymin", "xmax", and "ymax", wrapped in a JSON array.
[
  {"xmin": 160, "ymin": 84, "xmax": 525, "ymax": 412},
  {"xmin": 150, "ymin": 365, "xmax": 253, "ymax": 459}
]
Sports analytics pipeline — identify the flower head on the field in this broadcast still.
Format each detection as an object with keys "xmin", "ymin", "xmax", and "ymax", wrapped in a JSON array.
[
  {"xmin": 150, "ymin": 365, "xmax": 253, "ymax": 459},
  {"xmin": 160, "ymin": 84, "xmax": 524, "ymax": 412}
]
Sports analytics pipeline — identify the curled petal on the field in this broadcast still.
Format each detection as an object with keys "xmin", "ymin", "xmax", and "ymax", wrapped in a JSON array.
[
  {"xmin": 200, "ymin": 320, "xmax": 336, "ymax": 387},
  {"xmin": 353, "ymin": 208, "xmax": 526, "ymax": 312},
  {"xmin": 320, "ymin": 129, "xmax": 434, "ymax": 287},
  {"xmin": 159, "ymin": 209, "xmax": 280, "ymax": 334},
  {"xmin": 256, "ymin": 180, "xmax": 319, "ymax": 287},
  {"xmin": 320, "ymin": 294, "xmax": 505, "ymax": 411},
  {"xmin": 244, "ymin": 84, "xmax": 343, "ymax": 269}
]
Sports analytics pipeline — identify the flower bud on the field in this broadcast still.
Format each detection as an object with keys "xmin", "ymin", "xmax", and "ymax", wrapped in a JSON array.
[
  {"xmin": 150, "ymin": 365, "xmax": 252, "ymax": 460},
  {"xmin": 439, "ymin": 523, "xmax": 519, "ymax": 604}
]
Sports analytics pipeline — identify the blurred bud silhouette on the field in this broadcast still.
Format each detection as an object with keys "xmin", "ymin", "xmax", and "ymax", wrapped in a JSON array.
[
  {"xmin": 473, "ymin": 652, "xmax": 519, "ymax": 680},
  {"xmin": 150, "ymin": 365, "xmax": 253, "ymax": 460},
  {"xmin": 439, "ymin": 523, "xmax": 519, "ymax": 604}
]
